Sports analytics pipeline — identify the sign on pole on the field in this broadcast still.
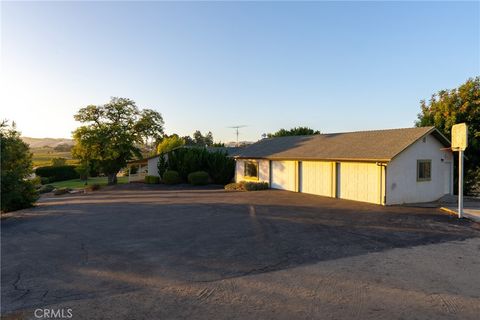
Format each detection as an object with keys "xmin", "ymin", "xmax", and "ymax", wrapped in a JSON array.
[
  {"xmin": 451, "ymin": 123, "xmax": 468, "ymax": 218},
  {"xmin": 452, "ymin": 123, "xmax": 468, "ymax": 151}
]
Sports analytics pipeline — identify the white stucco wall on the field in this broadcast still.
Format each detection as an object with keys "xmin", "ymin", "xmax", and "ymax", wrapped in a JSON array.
[
  {"xmin": 147, "ymin": 156, "xmax": 161, "ymax": 177},
  {"xmin": 386, "ymin": 134, "xmax": 453, "ymax": 205},
  {"xmin": 235, "ymin": 159, "xmax": 270, "ymax": 183}
]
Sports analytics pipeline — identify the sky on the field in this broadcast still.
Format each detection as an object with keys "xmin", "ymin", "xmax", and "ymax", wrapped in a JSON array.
[{"xmin": 1, "ymin": 1, "xmax": 479, "ymax": 143}]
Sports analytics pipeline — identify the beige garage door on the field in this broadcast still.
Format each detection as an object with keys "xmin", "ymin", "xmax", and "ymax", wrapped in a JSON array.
[
  {"xmin": 300, "ymin": 161, "xmax": 334, "ymax": 197},
  {"xmin": 271, "ymin": 161, "xmax": 296, "ymax": 191},
  {"xmin": 339, "ymin": 162, "xmax": 382, "ymax": 204}
]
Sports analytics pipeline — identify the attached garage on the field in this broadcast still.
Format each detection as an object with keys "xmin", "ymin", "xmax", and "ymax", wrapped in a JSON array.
[
  {"xmin": 234, "ymin": 126, "xmax": 453, "ymax": 205},
  {"xmin": 299, "ymin": 161, "xmax": 335, "ymax": 197},
  {"xmin": 271, "ymin": 161, "xmax": 296, "ymax": 191},
  {"xmin": 338, "ymin": 162, "xmax": 384, "ymax": 205}
]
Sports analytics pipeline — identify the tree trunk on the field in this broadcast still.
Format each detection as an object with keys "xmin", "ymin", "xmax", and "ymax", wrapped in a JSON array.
[{"xmin": 107, "ymin": 173, "xmax": 118, "ymax": 185}]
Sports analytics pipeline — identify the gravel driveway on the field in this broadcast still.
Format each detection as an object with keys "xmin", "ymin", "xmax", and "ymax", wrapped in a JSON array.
[{"xmin": 2, "ymin": 184, "xmax": 479, "ymax": 319}]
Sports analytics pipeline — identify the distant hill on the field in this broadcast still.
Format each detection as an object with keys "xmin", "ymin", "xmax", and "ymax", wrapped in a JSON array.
[{"xmin": 21, "ymin": 137, "xmax": 74, "ymax": 148}]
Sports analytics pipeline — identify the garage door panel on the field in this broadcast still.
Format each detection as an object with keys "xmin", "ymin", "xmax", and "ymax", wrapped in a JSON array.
[
  {"xmin": 300, "ymin": 161, "xmax": 333, "ymax": 197},
  {"xmin": 340, "ymin": 163, "xmax": 381, "ymax": 204},
  {"xmin": 271, "ymin": 161, "xmax": 296, "ymax": 191}
]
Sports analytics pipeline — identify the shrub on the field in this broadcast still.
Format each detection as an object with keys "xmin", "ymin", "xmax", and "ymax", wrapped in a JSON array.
[
  {"xmin": 162, "ymin": 170, "xmax": 180, "ymax": 185},
  {"xmin": 225, "ymin": 182, "xmax": 244, "ymax": 191},
  {"xmin": 224, "ymin": 181, "xmax": 269, "ymax": 191},
  {"xmin": 188, "ymin": 171, "xmax": 210, "ymax": 186},
  {"xmin": 40, "ymin": 177, "xmax": 50, "ymax": 185},
  {"xmin": 145, "ymin": 175, "xmax": 160, "ymax": 184},
  {"xmin": 206, "ymin": 151, "xmax": 235, "ymax": 185},
  {"xmin": 157, "ymin": 155, "xmax": 168, "ymax": 178},
  {"xmin": 31, "ymin": 176, "xmax": 42, "ymax": 186},
  {"xmin": 86, "ymin": 184, "xmax": 100, "ymax": 191},
  {"xmin": 35, "ymin": 165, "xmax": 79, "ymax": 182},
  {"xmin": 243, "ymin": 181, "xmax": 269, "ymax": 191},
  {"xmin": 38, "ymin": 185, "xmax": 55, "ymax": 194},
  {"xmin": 53, "ymin": 188, "xmax": 70, "ymax": 195}
]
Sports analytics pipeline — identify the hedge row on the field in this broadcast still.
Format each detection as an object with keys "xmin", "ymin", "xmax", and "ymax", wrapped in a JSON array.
[
  {"xmin": 35, "ymin": 165, "xmax": 79, "ymax": 182},
  {"xmin": 158, "ymin": 148, "xmax": 234, "ymax": 185}
]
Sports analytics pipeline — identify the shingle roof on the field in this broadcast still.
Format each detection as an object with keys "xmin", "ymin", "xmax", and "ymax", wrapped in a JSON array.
[{"xmin": 235, "ymin": 127, "xmax": 450, "ymax": 162}]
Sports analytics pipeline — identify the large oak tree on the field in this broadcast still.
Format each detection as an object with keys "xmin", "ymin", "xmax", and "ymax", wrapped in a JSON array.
[
  {"xmin": 416, "ymin": 77, "xmax": 480, "ymax": 194},
  {"xmin": 72, "ymin": 97, "xmax": 164, "ymax": 184}
]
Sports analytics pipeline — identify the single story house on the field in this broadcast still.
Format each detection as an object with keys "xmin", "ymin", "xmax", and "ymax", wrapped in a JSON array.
[
  {"xmin": 234, "ymin": 127, "xmax": 453, "ymax": 205},
  {"xmin": 127, "ymin": 146, "xmax": 241, "ymax": 182}
]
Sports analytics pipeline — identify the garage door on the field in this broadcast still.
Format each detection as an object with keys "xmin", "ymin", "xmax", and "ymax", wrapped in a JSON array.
[
  {"xmin": 339, "ymin": 162, "xmax": 382, "ymax": 204},
  {"xmin": 300, "ymin": 161, "xmax": 334, "ymax": 197},
  {"xmin": 271, "ymin": 161, "xmax": 296, "ymax": 191}
]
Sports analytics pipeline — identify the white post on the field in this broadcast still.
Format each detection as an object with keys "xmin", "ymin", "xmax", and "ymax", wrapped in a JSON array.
[{"xmin": 458, "ymin": 150, "xmax": 464, "ymax": 218}]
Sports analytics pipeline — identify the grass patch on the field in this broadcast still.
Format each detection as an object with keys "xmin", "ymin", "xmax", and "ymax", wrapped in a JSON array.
[{"xmin": 50, "ymin": 176, "xmax": 128, "ymax": 189}]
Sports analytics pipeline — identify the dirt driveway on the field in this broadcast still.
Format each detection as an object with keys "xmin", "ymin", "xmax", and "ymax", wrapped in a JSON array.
[{"xmin": 2, "ymin": 184, "xmax": 479, "ymax": 319}]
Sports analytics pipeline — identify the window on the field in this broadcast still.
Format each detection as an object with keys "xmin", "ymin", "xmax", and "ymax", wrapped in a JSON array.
[
  {"xmin": 244, "ymin": 160, "xmax": 259, "ymax": 179},
  {"xmin": 417, "ymin": 160, "xmax": 431, "ymax": 181}
]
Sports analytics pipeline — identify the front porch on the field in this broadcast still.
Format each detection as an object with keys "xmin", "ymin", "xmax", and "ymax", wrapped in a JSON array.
[{"xmin": 127, "ymin": 159, "xmax": 148, "ymax": 183}]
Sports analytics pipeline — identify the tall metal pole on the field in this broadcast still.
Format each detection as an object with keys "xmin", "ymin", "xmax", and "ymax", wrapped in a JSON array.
[{"xmin": 458, "ymin": 150, "xmax": 464, "ymax": 218}]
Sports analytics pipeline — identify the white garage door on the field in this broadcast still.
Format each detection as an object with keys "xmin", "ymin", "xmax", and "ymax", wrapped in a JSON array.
[
  {"xmin": 339, "ymin": 162, "xmax": 382, "ymax": 204},
  {"xmin": 300, "ymin": 161, "xmax": 334, "ymax": 197},
  {"xmin": 271, "ymin": 161, "xmax": 296, "ymax": 191}
]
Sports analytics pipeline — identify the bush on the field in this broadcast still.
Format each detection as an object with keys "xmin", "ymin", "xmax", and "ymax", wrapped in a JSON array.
[
  {"xmin": 188, "ymin": 171, "xmax": 210, "ymax": 185},
  {"xmin": 157, "ymin": 155, "xmax": 168, "ymax": 178},
  {"xmin": 225, "ymin": 182, "xmax": 244, "ymax": 191},
  {"xmin": 53, "ymin": 188, "xmax": 70, "ymax": 195},
  {"xmin": 38, "ymin": 185, "xmax": 55, "ymax": 194},
  {"xmin": 86, "ymin": 184, "xmax": 100, "ymax": 191},
  {"xmin": 40, "ymin": 177, "xmax": 50, "ymax": 185},
  {"xmin": 35, "ymin": 165, "xmax": 79, "ymax": 182},
  {"xmin": 145, "ymin": 175, "xmax": 160, "ymax": 184},
  {"xmin": 224, "ymin": 181, "xmax": 269, "ymax": 191},
  {"xmin": 244, "ymin": 181, "xmax": 269, "ymax": 191},
  {"xmin": 31, "ymin": 176, "xmax": 42, "ymax": 186},
  {"xmin": 162, "ymin": 170, "xmax": 180, "ymax": 185}
]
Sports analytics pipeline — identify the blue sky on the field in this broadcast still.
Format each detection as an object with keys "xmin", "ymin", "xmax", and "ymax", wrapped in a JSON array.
[{"xmin": 1, "ymin": 1, "xmax": 479, "ymax": 142}]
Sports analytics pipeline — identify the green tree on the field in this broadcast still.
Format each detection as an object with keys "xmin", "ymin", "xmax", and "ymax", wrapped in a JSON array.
[
  {"xmin": 267, "ymin": 126, "xmax": 320, "ymax": 138},
  {"xmin": 1, "ymin": 121, "xmax": 38, "ymax": 212},
  {"xmin": 189, "ymin": 130, "xmax": 214, "ymax": 146},
  {"xmin": 53, "ymin": 143, "xmax": 73, "ymax": 152},
  {"xmin": 157, "ymin": 134, "xmax": 185, "ymax": 154},
  {"xmin": 51, "ymin": 157, "xmax": 67, "ymax": 166},
  {"xmin": 72, "ymin": 97, "xmax": 164, "ymax": 185},
  {"xmin": 134, "ymin": 109, "xmax": 165, "ymax": 152},
  {"xmin": 416, "ymin": 77, "xmax": 480, "ymax": 194}
]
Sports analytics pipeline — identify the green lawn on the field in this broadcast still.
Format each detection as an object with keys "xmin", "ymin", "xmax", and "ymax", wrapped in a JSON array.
[{"xmin": 50, "ymin": 176, "xmax": 129, "ymax": 189}]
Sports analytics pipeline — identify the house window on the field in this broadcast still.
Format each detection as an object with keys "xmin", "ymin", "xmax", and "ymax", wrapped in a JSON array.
[
  {"xmin": 244, "ymin": 160, "xmax": 259, "ymax": 179},
  {"xmin": 417, "ymin": 160, "xmax": 432, "ymax": 181}
]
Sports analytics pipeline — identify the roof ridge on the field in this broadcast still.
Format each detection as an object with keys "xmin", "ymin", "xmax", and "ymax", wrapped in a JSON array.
[
  {"xmin": 264, "ymin": 126, "xmax": 434, "ymax": 140},
  {"xmin": 323, "ymin": 126, "xmax": 434, "ymax": 136}
]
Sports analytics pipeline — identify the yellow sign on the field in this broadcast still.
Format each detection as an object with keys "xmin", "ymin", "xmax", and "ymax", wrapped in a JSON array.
[{"xmin": 451, "ymin": 123, "xmax": 468, "ymax": 151}]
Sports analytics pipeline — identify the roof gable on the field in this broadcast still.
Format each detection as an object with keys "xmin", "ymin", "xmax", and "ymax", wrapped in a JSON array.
[{"xmin": 236, "ymin": 127, "xmax": 450, "ymax": 161}]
